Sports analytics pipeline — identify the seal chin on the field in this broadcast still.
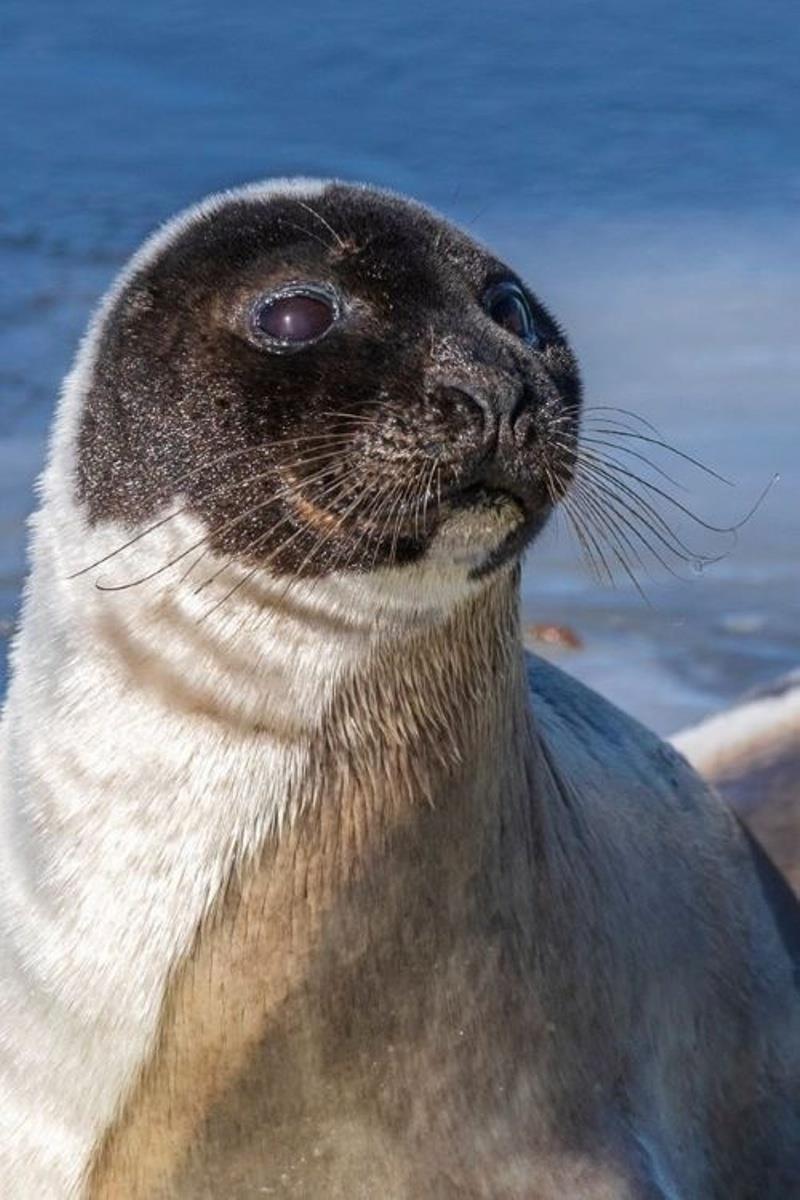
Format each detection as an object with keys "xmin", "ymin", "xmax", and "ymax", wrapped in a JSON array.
[
  {"xmin": 468, "ymin": 515, "xmax": 545, "ymax": 578},
  {"xmin": 426, "ymin": 486, "xmax": 547, "ymax": 577}
]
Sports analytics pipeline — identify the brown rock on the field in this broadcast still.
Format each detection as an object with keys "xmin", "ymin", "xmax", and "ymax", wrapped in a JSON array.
[{"xmin": 525, "ymin": 623, "xmax": 584, "ymax": 651}]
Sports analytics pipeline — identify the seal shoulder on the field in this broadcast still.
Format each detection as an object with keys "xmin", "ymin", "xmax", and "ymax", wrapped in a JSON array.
[
  {"xmin": 525, "ymin": 650, "xmax": 706, "ymax": 802},
  {"xmin": 527, "ymin": 651, "xmax": 800, "ymax": 979}
]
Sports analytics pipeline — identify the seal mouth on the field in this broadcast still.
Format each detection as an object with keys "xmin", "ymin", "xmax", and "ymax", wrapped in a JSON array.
[
  {"xmin": 468, "ymin": 517, "xmax": 541, "ymax": 578},
  {"xmin": 285, "ymin": 478, "xmax": 530, "ymax": 541},
  {"xmin": 278, "ymin": 463, "xmax": 551, "ymax": 578},
  {"xmin": 436, "ymin": 480, "xmax": 549, "ymax": 578},
  {"xmin": 450, "ymin": 482, "xmax": 528, "ymax": 518}
]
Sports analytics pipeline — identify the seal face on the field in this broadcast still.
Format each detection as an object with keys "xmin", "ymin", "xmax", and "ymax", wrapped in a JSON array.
[{"xmin": 76, "ymin": 184, "xmax": 581, "ymax": 582}]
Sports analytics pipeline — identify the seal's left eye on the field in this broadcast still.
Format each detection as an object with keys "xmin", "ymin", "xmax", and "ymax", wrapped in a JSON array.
[
  {"xmin": 484, "ymin": 282, "xmax": 541, "ymax": 347},
  {"xmin": 253, "ymin": 286, "xmax": 338, "ymax": 350}
]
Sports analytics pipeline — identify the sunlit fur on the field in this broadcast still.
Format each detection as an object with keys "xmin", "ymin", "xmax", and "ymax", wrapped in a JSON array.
[{"xmin": 0, "ymin": 179, "xmax": 798, "ymax": 1199}]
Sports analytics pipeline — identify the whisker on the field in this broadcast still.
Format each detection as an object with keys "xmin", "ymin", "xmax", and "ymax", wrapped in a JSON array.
[
  {"xmin": 583, "ymin": 429, "xmax": 734, "ymax": 487},
  {"xmin": 384, "ymin": 466, "xmax": 422, "ymax": 565},
  {"xmin": 551, "ymin": 399, "xmax": 776, "ymax": 597},
  {"xmin": 316, "ymin": 405, "xmax": 407, "ymax": 427},
  {"xmin": 69, "ymin": 504, "xmax": 191, "ymax": 580},
  {"xmin": 177, "ymin": 545, "xmax": 213, "ymax": 587},
  {"xmin": 577, "ymin": 448, "xmax": 756, "ymax": 537},
  {"xmin": 572, "ymin": 454, "xmax": 724, "ymax": 562},
  {"xmin": 572, "ymin": 440, "xmax": 688, "ymax": 493},
  {"xmin": 286, "ymin": 479, "xmax": 375, "ymax": 581},
  {"xmin": 559, "ymin": 491, "xmax": 616, "ymax": 586},
  {"xmin": 196, "ymin": 548, "xmax": 269, "ymax": 625},
  {"xmin": 582, "ymin": 404, "xmax": 665, "ymax": 435},
  {"xmin": 393, "ymin": 468, "xmax": 424, "ymax": 561},
  {"xmin": 281, "ymin": 447, "xmax": 353, "ymax": 473},
  {"xmin": 295, "ymin": 200, "xmax": 347, "ymax": 249},
  {"xmin": 267, "ymin": 478, "xmax": 396, "ymax": 625},
  {"xmin": 551, "ymin": 443, "xmax": 670, "ymax": 590},
  {"xmin": 553, "ymin": 399, "xmax": 734, "ymax": 488},
  {"xmin": 383, "ymin": 478, "xmax": 415, "ymax": 568},
  {"xmin": 569, "ymin": 493, "xmax": 641, "ymax": 591},
  {"xmin": 415, "ymin": 454, "xmax": 441, "ymax": 542},
  {"xmin": 69, "ymin": 438, "xmax": 349, "ymax": 579},
  {"xmin": 278, "ymin": 217, "xmax": 336, "ymax": 253},
  {"xmin": 302, "ymin": 480, "xmax": 398, "ymax": 602},
  {"xmin": 193, "ymin": 469, "xmax": 359, "ymax": 597},
  {"xmin": 574, "ymin": 475, "xmax": 702, "ymax": 580},
  {"xmin": 568, "ymin": 480, "xmax": 653, "ymax": 601},
  {"xmin": 199, "ymin": 475, "xmax": 367, "ymax": 623},
  {"xmin": 366, "ymin": 482, "xmax": 413, "ymax": 574},
  {"xmin": 93, "ymin": 473, "xmax": 284, "ymax": 591}
]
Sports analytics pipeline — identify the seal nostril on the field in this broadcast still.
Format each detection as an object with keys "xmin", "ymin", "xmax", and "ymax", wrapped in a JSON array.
[
  {"xmin": 460, "ymin": 387, "xmax": 495, "ymax": 426},
  {"xmin": 511, "ymin": 398, "xmax": 537, "ymax": 444},
  {"xmin": 432, "ymin": 384, "xmax": 497, "ymax": 442}
]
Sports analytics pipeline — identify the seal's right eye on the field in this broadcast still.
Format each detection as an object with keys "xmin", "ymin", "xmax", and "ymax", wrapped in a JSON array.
[
  {"xmin": 483, "ymin": 281, "xmax": 542, "ymax": 348},
  {"xmin": 252, "ymin": 284, "xmax": 339, "ymax": 352}
]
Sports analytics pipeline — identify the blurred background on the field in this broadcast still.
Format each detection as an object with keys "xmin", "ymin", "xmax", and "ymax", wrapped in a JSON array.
[{"xmin": 1, "ymin": 0, "xmax": 797, "ymax": 734}]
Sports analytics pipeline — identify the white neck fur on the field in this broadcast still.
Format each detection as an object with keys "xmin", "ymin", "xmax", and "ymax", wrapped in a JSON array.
[{"xmin": 0, "ymin": 178, "xmax": 490, "ymax": 1198}]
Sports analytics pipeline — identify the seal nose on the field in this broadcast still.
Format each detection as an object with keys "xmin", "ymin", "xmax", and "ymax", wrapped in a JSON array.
[{"xmin": 447, "ymin": 379, "xmax": 530, "ymax": 445}]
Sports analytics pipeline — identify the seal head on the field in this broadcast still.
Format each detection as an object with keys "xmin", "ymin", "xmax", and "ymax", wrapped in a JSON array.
[{"xmin": 75, "ymin": 182, "xmax": 581, "ymax": 586}]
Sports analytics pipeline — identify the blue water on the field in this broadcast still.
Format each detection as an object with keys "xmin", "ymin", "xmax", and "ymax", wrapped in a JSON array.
[{"xmin": 2, "ymin": 0, "xmax": 798, "ymax": 731}]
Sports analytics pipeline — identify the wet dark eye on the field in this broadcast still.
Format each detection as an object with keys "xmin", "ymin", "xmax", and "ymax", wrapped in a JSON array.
[
  {"xmin": 484, "ymin": 282, "xmax": 541, "ymax": 347},
  {"xmin": 252, "ymin": 285, "xmax": 338, "ymax": 350}
]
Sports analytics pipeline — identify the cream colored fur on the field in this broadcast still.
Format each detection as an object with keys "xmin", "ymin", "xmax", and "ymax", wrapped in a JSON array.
[{"xmin": 0, "ymin": 177, "xmax": 495, "ymax": 1198}]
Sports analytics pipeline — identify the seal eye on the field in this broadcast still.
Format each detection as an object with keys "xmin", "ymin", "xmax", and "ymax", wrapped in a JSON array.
[
  {"xmin": 484, "ymin": 282, "xmax": 541, "ymax": 347},
  {"xmin": 252, "ymin": 285, "xmax": 338, "ymax": 351}
]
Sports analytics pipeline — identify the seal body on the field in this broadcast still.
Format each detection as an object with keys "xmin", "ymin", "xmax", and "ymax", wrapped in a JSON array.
[{"xmin": 0, "ymin": 179, "xmax": 798, "ymax": 1199}]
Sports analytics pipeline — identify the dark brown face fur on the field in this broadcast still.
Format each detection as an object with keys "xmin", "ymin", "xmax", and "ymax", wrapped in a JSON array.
[{"xmin": 77, "ymin": 183, "xmax": 581, "ymax": 579}]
